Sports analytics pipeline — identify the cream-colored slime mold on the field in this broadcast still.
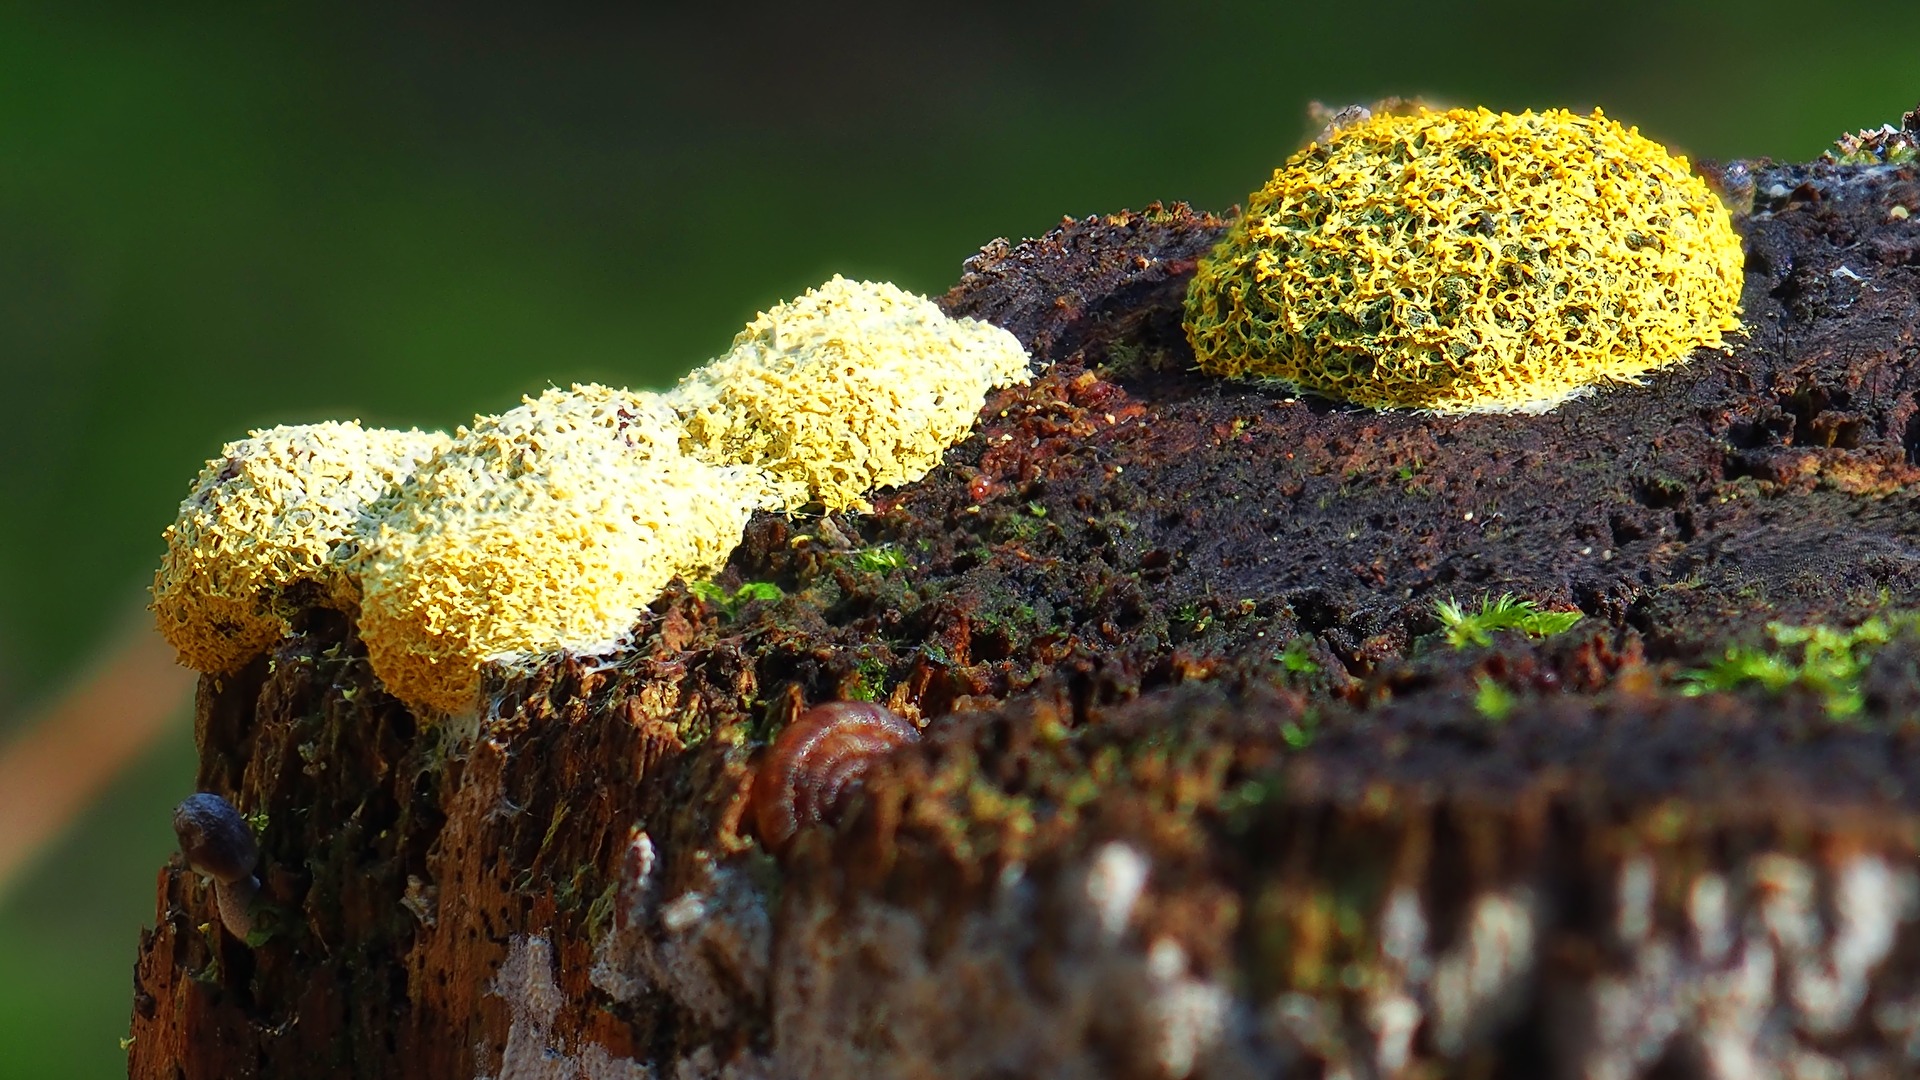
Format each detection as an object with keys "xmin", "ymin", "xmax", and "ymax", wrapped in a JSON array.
[{"xmin": 152, "ymin": 278, "xmax": 1031, "ymax": 716}]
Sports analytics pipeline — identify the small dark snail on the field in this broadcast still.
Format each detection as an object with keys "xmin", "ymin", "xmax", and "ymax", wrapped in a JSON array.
[
  {"xmin": 172, "ymin": 792, "xmax": 261, "ymax": 942},
  {"xmin": 751, "ymin": 701, "xmax": 919, "ymax": 855}
]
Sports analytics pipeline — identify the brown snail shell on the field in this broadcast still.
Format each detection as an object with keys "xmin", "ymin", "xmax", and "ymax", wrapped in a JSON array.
[{"xmin": 752, "ymin": 701, "xmax": 919, "ymax": 855}]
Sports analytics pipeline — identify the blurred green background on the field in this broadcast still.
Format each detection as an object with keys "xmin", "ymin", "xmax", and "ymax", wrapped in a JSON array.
[{"xmin": 0, "ymin": 1, "xmax": 1913, "ymax": 1074}]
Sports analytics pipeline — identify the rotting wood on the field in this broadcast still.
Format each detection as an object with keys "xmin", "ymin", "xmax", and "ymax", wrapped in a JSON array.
[{"xmin": 129, "ymin": 157, "xmax": 1920, "ymax": 1077}]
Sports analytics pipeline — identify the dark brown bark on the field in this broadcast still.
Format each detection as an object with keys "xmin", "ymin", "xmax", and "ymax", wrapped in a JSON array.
[{"xmin": 130, "ymin": 161, "xmax": 1920, "ymax": 1078}]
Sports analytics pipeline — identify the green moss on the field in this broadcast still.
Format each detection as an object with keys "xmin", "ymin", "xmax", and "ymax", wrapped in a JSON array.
[
  {"xmin": 848, "ymin": 545, "xmax": 908, "ymax": 573},
  {"xmin": 1275, "ymin": 636, "xmax": 1321, "ymax": 675},
  {"xmin": 997, "ymin": 513, "xmax": 1044, "ymax": 543},
  {"xmin": 688, "ymin": 579, "xmax": 784, "ymax": 619},
  {"xmin": 1280, "ymin": 710, "xmax": 1320, "ymax": 750},
  {"xmin": 1175, "ymin": 602, "xmax": 1213, "ymax": 635},
  {"xmin": 1434, "ymin": 593, "xmax": 1583, "ymax": 649},
  {"xmin": 1679, "ymin": 613, "xmax": 1920, "ymax": 719},
  {"xmin": 845, "ymin": 655, "xmax": 891, "ymax": 702},
  {"xmin": 1473, "ymin": 676, "xmax": 1516, "ymax": 722},
  {"xmin": 1097, "ymin": 341, "xmax": 1142, "ymax": 374}
]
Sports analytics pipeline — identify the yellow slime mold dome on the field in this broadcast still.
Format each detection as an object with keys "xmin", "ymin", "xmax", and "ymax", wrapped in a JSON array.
[
  {"xmin": 152, "ymin": 422, "xmax": 449, "ymax": 675},
  {"xmin": 1184, "ymin": 107, "xmax": 1745, "ymax": 413},
  {"xmin": 153, "ymin": 279, "xmax": 1033, "ymax": 716},
  {"xmin": 672, "ymin": 275, "xmax": 1032, "ymax": 511},
  {"xmin": 355, "ymin": 385, "xmax": 770, "ymax": 715}
]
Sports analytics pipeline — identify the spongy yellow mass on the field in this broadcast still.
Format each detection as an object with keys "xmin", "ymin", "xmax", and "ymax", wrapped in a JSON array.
[
  {"xmin": 672, "ymin": 275, "xmax": 1032, "ymax": 511},
  {"xmin": 354, "ymin": 385, "xmax": 771, "ymax": 715},
  {"xmin": 1184, "ymin": 107, "xmax": 1746, "ymax": 413},
  {"xmin": 151, "ymin": 422, "xmax": 449, "ymax": 674},
  {"xmin": 155, "ymin": 280, "xmax": 1033, "ymax": 715}
]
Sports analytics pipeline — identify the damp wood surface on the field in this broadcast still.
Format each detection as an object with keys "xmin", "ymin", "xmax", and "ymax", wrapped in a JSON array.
[{"xmin": 128, "ymin": 162, "xmax": 1920, "ymax": 1079}]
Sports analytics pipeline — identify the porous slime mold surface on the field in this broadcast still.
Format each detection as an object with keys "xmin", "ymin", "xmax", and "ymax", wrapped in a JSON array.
[
  {"xmin": 152, "ymin": 421, "xmax": 448, "ymax": 674},
  {"xmin": 154, "ymin": 278, "xmax": 1032, "ymax": 715},
  {"xmin": 353, "ymin": 385, "xmax": 769, "ymax": 715},
  {"xmin": 1184, "ymin": 107, "xmax": 1745, "ymax": 413},
  {"xmin": 672, "ymin": 274, "xmax": 1032, "ymax": 512}
]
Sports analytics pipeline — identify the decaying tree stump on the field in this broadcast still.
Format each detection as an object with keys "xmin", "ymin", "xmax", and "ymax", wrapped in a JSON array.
[{"xmin": 128, "ymin": 146, "xmax": 1920, "ymax": 1078}]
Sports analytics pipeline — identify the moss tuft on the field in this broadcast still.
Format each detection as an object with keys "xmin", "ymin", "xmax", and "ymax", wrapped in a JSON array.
[
  {"xmin": 1679, "ymin": 614, "xmax": 1919, "ymax": 719},
  {"xmin": 1434, "ymin": 593, "xmax": 1583, "ymax": 649}
]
